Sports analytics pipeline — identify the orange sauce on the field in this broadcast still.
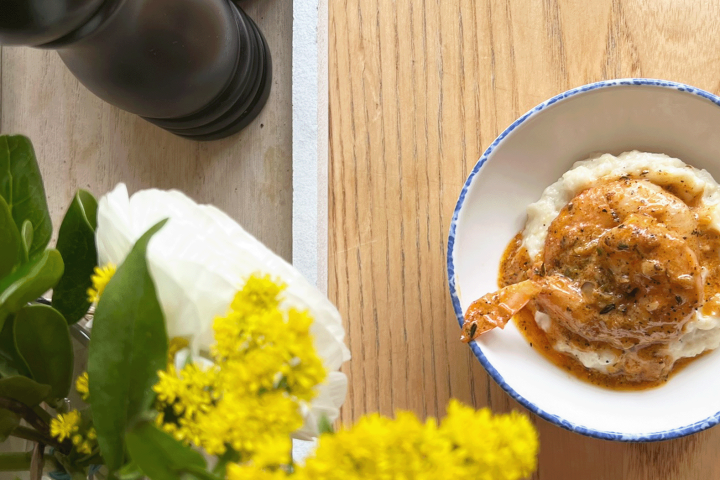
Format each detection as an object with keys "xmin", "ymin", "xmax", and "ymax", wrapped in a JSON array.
[{"xmin": 499, "ymin": 233, "xmax": 714, "ymax": 390}]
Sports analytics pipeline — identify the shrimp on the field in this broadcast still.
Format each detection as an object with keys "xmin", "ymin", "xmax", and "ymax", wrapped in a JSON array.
[
  {"xmin": 460, "ymin": 276, "xmax": 574, "ymax": 342},
  {"xmin": 460, "ymin": 280, "xmax": 541, "ymax": 342},
  {"xmin": 539, "ymin": 212, "xmax": 701, "ymax": 349},
  {"xmin": 543, "ymin": 179, "xmax": 696, "ymax": 269},
  {"xmin": 462, "ymin": 179, "xmax": 703, "ymax": 346}
]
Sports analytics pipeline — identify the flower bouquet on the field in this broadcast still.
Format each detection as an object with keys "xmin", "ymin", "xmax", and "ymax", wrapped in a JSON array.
[{"xmin": 0, "ymin": 134, "xmax": 538, "ymax": 480}]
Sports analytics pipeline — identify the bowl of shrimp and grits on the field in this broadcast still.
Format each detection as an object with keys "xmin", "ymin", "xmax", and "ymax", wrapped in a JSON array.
[{"xmin": 448, "ymin": 79, "xmax": 720, "ymax": 441}]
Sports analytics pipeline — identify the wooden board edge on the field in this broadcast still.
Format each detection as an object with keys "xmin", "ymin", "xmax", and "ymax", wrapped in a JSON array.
[{"xmin": 292, "ymin": 0, "xmax": 329, "ymax": 292}]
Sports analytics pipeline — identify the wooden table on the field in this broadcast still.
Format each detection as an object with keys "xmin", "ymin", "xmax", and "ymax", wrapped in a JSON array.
[
  {"xmin": 0, "ymin": 0, "xmax": 292, "ymax": 263},
  {"xmin": 330, "ymin": 0, "xmax": 720, "ymax": 478}
]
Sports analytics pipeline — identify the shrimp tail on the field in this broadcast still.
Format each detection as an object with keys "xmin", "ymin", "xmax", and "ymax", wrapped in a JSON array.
[{"xmin": 461, "ymin": 280, "xmax": 541, "ymax": 342}]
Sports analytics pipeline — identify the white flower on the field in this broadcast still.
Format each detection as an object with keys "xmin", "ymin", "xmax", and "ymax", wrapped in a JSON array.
[{"xmin": 95, "ymin": 183, "xmax": 350, "ymax": 438}]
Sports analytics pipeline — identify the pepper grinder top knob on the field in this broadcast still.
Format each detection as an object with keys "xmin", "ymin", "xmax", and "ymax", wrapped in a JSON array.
[{"xmin": 0, "ymin": 0, "xmax": 105, "ymax": 46}]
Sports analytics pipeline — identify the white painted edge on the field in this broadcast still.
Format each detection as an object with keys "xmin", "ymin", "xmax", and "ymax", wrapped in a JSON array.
[
  {"xmin": 292, "ymin": 0, "xmax": 328, "ymax": 293},
  {"xmin": 291, "ymin": 0, "xmax": 328, "ymax": 457}
]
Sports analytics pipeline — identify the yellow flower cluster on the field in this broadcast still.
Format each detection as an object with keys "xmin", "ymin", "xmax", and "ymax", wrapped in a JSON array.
[
  {"xmin": 154, "ymin": 362, "xmax": 218, "ymax": 446},
  {"xmin": 87, "ymin": 263, "xmax": 116, "ymax": 304},
  {"xmin": 151, "ymin": 274, "xmax": 538, "ymax": 480},
  {"xmin": 226, "ymin": 400, "xmax": 538, "ymax": 480},
  {"xmin": 192, "ymin": 389, "xmax": 300, "ymax": 459},
  {"xmin": 212, "ymin": 275, "xmax": 326, "ymax": 402},
  {"xmin": 153, "ymin": 274, "xmax": 326, "ymax": 460},
  {"xmin": 49, "ymin": 409, "xmax": 98, "ymax": 455},
  {"xmin": 76, "ymin": 371, "xmax": 90, "ymax": 401},
  {"xmin": 72, "ymin": 427, "xmax": 97, "ymax": 455},
  {"xmin": 227, "ymin": 463, "xmax": 291, "ymax": 480},
  {"xmin": 50, "ymin": 410, "xmax": 81, "ymax": 442}
]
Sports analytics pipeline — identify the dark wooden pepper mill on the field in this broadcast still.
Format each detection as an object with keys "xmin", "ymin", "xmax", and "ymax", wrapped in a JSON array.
[{"xmin": 0, "ymin": 0, "xmax": 272, "ymax": 141}]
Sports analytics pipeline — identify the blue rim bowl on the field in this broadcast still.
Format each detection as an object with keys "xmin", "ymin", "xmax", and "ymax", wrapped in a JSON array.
[{"xmin": 447, "ymin": 78, "xmax": 720, "ymax": 442}]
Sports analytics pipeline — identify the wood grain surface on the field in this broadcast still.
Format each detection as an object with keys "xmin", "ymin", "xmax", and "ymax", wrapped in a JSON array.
[
  {"xmin": 0, "ymin": 0, "xmax": 292, "ymax": 262},
  {"xmin": 329, "ymin": 0, "xmax": 720, "ymax": 478}
]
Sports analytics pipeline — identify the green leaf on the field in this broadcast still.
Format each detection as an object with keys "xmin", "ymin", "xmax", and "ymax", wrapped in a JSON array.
[
  {"xmin": 0, "ymin": 374, "xmax": 53, "ymax": 441},
  {"xmin": 0, "ymin": 249, "xmax": 64, "ymax": 328},
  {"xmin": 20, "ymin": 220, "xmax": 32, "ymax": 262},
  {"xmin": 318, "ymin": 414, "xmax": 335, "ymax": 435},
  {"xmin": 0, "ymin": 315, "xmax": 22, "ymax": 377},
  {"xmin": 88, "ymin": 220, "xmax": 169, "ymax": 472},
  {"xmin": 182, "ymin": 467, "xmax": 223, "ymax": 480},
  {"xmin": 126, "ymin": 422, "xmax": 206, "ymax": 480},
  {"xmin": 13, "ymin": 305, "xmax": 73, "ymax": 400},
  {"xmin": 0, "ymin": 317, "xmax": 24, "ymax": 378},
  {"xmin": 0, "ymin": 410, "xmax": 20, "ymax": 442},
  {"xmin": 0, "ymin": 196, "xmax": 22, "ymax": 279},
  {"xmin": 0, "ymin": 359, "xmax": 19, "ymax": 378},
  {"xmin": 53, "ymin": 190, "xmax": 98, "ymax": 324},
  {"xmin": 0, "ymin": 135, "xmax": 52, "ymax": 257},
  {"xmin": 118, "ymin": 462, "xmax": 145, "ymax": 480},
  {"xmin": 0, "ymin": 451, "xmax": 32, "ymax": 471},
  {"xmin": 0, "ymin": 376, "xmax": 51, "ymax": 406}
]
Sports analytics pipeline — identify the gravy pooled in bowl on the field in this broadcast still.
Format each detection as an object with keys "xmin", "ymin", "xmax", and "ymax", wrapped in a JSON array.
[{"xmin": 461, "ymin": 151, "xmax": 720, "ymax": 388}]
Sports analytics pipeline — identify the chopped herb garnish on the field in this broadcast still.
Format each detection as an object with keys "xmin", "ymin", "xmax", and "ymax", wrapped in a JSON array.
[
  {"xmin": 599, "ymin": 304, "xmax": 616, "ymax": 314},
  {"xmin": 468, "ymin": 323, "xmax": 477, "ymax": 338}
]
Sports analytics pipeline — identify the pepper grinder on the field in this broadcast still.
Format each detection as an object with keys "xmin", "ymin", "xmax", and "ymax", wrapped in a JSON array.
[{"xmin": 0, "ymin": 0, "xmax": 272, "ymax": 141}]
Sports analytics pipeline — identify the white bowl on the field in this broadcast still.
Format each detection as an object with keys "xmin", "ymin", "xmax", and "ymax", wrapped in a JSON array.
[{"xmin": 447, "ymin": 79, "xmax": 720, "ymax": 441}]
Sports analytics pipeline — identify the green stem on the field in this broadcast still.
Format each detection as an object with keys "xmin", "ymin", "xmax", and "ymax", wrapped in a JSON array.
[
  {"xmin": 33, "ymin": 405, "xmax": 53, "ymax": 425},
  {"xmin": 0, "ymin": 397, "xmax": 49, "ymax": 434},
  {"xmin": 0, "ymin": 451, "xmax": 33, "ymax": 471},
  {"xmin": 46, "ymin": 453, "xmax": 63, "ymax": 474},
  {"xmin": 211, "ymin": 449, "xmax": 239, "ymax": 477},
  {"xmin": 184, "ymin": 465, "xmax": 223, "ymax": 480},
  {"xmin": 51, "ymin": 399, "xmax": 69, "ymax": 414},
  {"xmin": 76, "ymin": 449, "xmax": 103, "ymax": 467},
  {"xmin": 54, "ymin": 450, "xmax": 84, "ymax": 478},
  {"xmin": 11, "ymin": 425, "xmax": 59, "ymax": 449}
]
